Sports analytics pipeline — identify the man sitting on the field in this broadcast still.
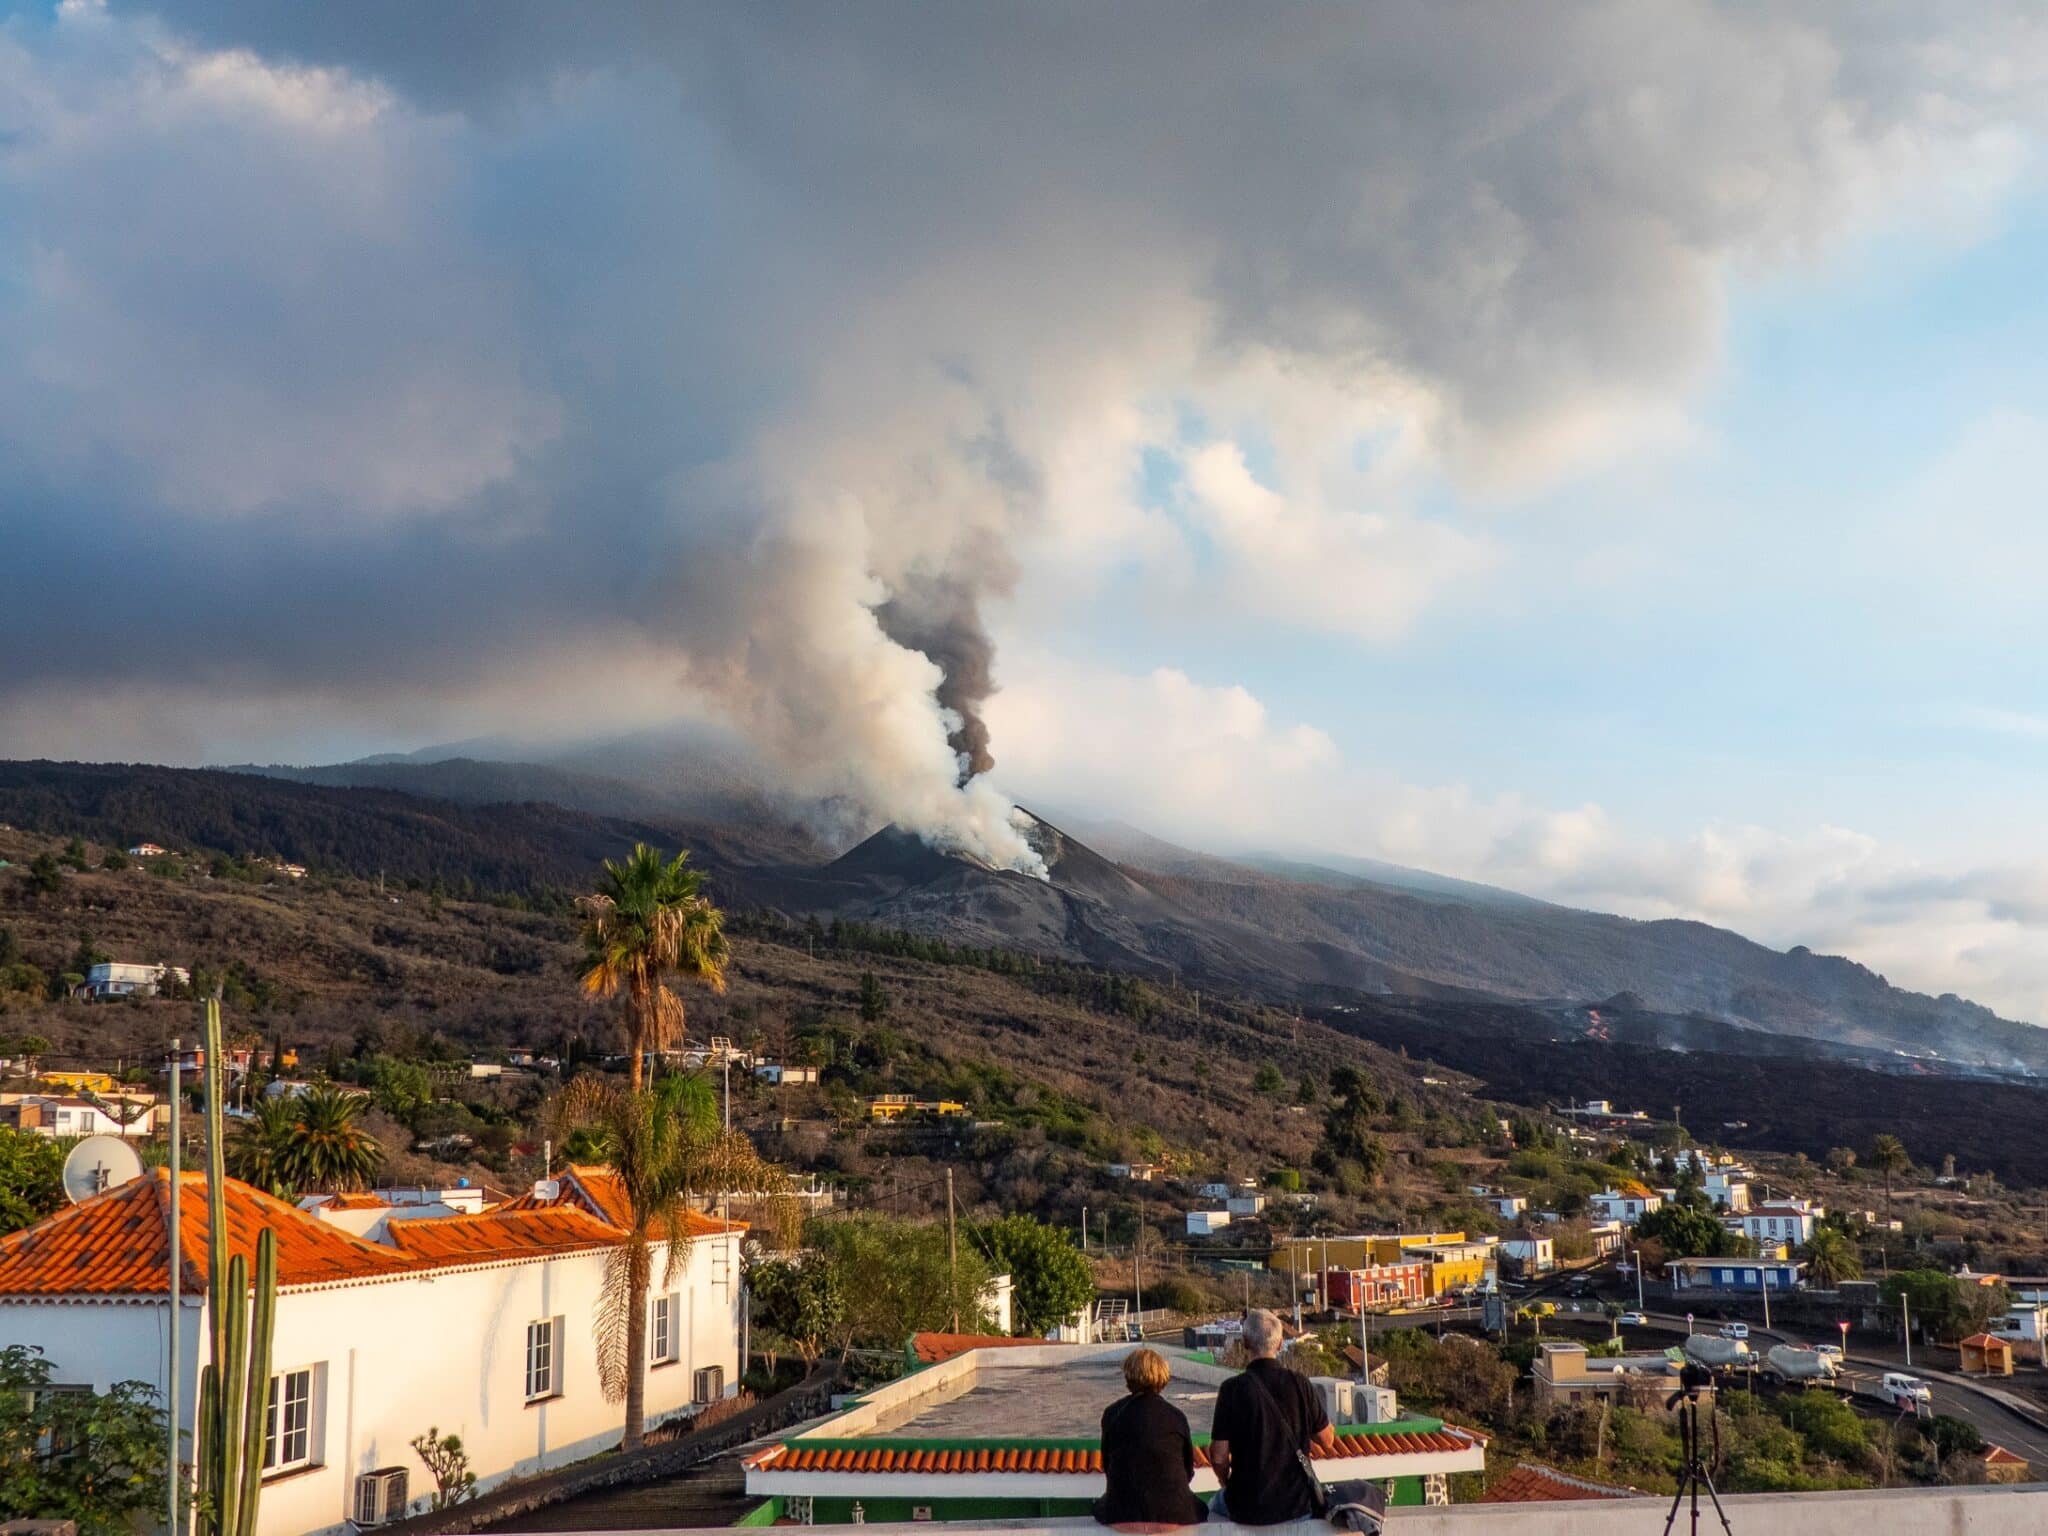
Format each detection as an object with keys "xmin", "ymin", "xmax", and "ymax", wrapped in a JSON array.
[{"xmin": 1208, "ymin": 1310, "xmax": 1336, "ymax": 1525}]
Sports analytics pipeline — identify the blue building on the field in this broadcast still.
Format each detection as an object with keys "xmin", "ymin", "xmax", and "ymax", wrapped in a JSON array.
[{"xmin": 1665, "ymin": 1257, "xmax": 1803, "ymax": 1294}]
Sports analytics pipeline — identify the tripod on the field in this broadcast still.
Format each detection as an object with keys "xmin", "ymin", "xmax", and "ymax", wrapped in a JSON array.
[{"xmin": 1662, "ymin": 1392, "xmax": 1733, "ymax": 1536}]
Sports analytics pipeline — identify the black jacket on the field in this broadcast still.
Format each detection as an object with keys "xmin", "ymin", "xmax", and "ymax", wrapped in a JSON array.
[
  {"xmin": 1209, "ymin": 1360, "xmax": 1330, "ymax": 1525},
  {"xmin": 1093, "ymin": 1391, "xmax": 1209, "ymax": 1527}
]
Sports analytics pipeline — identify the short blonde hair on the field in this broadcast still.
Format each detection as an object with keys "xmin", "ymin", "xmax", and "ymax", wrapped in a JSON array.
[{"xmin": 1123, "ymin": 1346, "xmax": 1171, "ymax": 1395}]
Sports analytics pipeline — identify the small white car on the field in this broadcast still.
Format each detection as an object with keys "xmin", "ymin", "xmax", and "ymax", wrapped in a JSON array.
[
  {"xmin": 1719, "ymin": 1322, "xmax": 1750, "ymax": 1341},
  {"xmin": 1815, "ymin": 1343, "xmax": 1843, "ymax": 1361},
  {"xmin": 1619, "ymin": 1310, "xmax": 1648, "ymax": 1326},
  {"xmin": 1882, "ymin": 1372, "xmax": 1933, "ymax": 1408}
]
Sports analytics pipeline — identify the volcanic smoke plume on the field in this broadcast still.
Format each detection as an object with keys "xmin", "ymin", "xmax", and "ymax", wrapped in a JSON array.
[{"xmin": 875, "ymin": 576, "xmax": 997, "ymax": 781}]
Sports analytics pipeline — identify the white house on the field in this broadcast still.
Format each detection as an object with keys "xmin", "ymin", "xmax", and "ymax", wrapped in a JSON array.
[
  {"xmin": 0, "ymin": 1091, "xmax": 157, "ymax": 1139},
  {"xmin": 1225, "ymin": 1193, "xmax": 1266, "ymax": 1216},
  {"xmin": 1500, "ymin": 1233, "xmax": 1556, "ymax": 1275},
  {"xmin": 1489, "ymin": 1194, "xmax": 1528, "ymax": 1221},
  {"xmin": 81, "ymin": 961, "xmax": 189, "ymax": 1001},
  {"xmin": 1186, "ymin": 1209, "xmax": 1232, "ymax": 1236},
  {"xmin": 1730, "ymin": 1200, "xmax": 1821, "ymax": 1247},
  {"xmin": 755, "ymin": 1063, "xmax": 820, "ymax": 1086},
  {"xmin": 1703, "ymin": 1171, "xmax": 1752, "ymax": 1213},
  {"xmin": 0, "ymin": 1164, "xmax": 745, "ymax": 1536},
  {"xmin": 1589, "ymin": 1184, "xmax": 1663, "ymax": 1224}
]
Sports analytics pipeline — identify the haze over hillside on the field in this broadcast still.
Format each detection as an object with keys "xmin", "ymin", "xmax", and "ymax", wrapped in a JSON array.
[{"xmin": 6, "ymin": 755, "xmax": 2042, "ymax": 1076}]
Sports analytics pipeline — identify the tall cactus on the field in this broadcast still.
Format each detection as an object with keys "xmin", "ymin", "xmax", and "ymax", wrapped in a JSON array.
[{"xmin": 195, "ymin": 997, "xmax": 278, "ymax": 1536}]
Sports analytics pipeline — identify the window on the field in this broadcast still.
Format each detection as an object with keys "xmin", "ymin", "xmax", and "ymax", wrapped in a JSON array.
[
  {"xmin": 692, "ymin": 1364, "xmax": 724, "ymax": 1405},
  {"xmin": 36, "ymin": 1384, "xmax": 91, "ymax": 1462},
  {"xmin": 651, "ymin": 1295, "xmax": 678, "ymax": 1367},
  {"xmin": 526, "ymin": 1318, "xmax": 562, "ymax": 1401},
  {"xmin": 263, "ymin": 1368, "xmax": 315, "ymax": 1474}
]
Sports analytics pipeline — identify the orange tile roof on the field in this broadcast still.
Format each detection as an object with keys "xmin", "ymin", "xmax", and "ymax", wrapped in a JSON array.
[
  {"xmin": 0, "ymin": 1170, "xmax": 414, "ymax": 1295},
  {"xmin": 305, "ymin": 1192, "xmax": 390, "ymax": 1211},
  {"xmin": 505, "ymin": 1165, "xmax": 743, "ymax": 1238},
  {"xmin": 911, "ymin": 1332, "xmax": 1048, "ymax": 1364},
  {"xmin": 1480, "ymin": 1464, "xmax": 1641, "ymax": 1503},
  {"xmin": 1960, "ymin": 1333, "xmax": 2011, "ymax": 1349},
  {"xmin": 385, "ymin": 1207, "xmax": 624, "ymax": 1264},
  {"xmin": 750, "ymin": 1428, "xmax": 1480, "ymax": 1476}
]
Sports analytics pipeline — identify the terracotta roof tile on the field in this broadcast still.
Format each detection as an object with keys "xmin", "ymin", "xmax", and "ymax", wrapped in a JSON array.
[
  {"xmin": 1481, "ymin": 1464, "xmax": 1641, "ymax": 1503},
  {"xmin": 0, "ymin": 1170, "xmax": 413, "ymax": 1295},
  {"xmin": 910, "ymin": 1332, "xmax": 1047, "ymax": 1364},
  {"xmin": 384, "ymin": 1208, "xmax": 625, "ymax": 1264},
  {"xmin": 503, "ymin": 1165, "xmax": 744, "ymax": 1239},
  {"xmin": 753, "ymin": 1425, "xmax": 1479, "ymax": 1477}
]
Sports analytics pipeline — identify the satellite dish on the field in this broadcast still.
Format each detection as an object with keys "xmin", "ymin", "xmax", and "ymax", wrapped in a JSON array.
[{"xmin": 62, "ymin": 1135, "xmax": 145, "ymax": 1204}]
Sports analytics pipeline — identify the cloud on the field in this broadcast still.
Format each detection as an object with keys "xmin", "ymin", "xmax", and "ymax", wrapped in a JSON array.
[
  {"xmin": 988, "ymin": 654, "xmax": 2048, "ymax": 1023},
  {"xmin": 3, "ymin": 2, "xmax": 2047, "ymax": 873}
]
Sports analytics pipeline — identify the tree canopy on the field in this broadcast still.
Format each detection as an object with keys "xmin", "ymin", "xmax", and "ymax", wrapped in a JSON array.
[{"xmin": 982, "ymin": 1212, "xmax": 1095, "ymax": 1335}]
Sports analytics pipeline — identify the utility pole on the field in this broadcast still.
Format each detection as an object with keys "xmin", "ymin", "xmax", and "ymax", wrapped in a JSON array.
[
  {"xmin": 1081, "ymin": 1205, "xmax": 1088, "ymax": 1254},
  {"xmin": 946, "ymin": 1168, "xmax": 959, "ymax": 1333},
  {"xmin": 1761, "ymin": 1268, "xmax": 1772, "ymax": 1333},
  {"xmin": 167, "ymin": 1038, "xmax": 181, "ymax": 1536},
  {"xmin": 1901, "ymin": 1287, "xmax": 1912, "ymax": 1367},
  {"xmin": 1133, "ymin": 1218, "xmax": 1145, "ymax": 1326}
]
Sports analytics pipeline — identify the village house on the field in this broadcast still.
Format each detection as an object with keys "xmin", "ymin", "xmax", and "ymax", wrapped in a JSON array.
[
  {"xmin": 0, "ymin": 1090, "xmax": 160, "ymax": 1139},
  {"xmin": 1729, "ymin": 1198, "xmax": 1822, "ymax": 1247},
  {"xmin": 1499, "ymin": 1231, "xmax": 1556, "ymax": 1277},
  {"xmin": 1320, "ymin": 1259, "xmax": 1431, "ymax": 1309},
  {"xmin": 1530, "ymin": 1341, "xmax": 1692, "ymax": 1411},
  {"xmin": 1590, "ymin": 1182, "xmax": 1663, "ymax": 1224},
  {"xmin": 80, "ymin": 960, "xmax": 190, "ymax": 1001},
  {"xmin": 0, "ymin": 1163, "xmax": 744, "ymax": 1536},
  {"xmin": 1663, "ymin": 1256, "xmax": 1802, "ymax": 1295}
]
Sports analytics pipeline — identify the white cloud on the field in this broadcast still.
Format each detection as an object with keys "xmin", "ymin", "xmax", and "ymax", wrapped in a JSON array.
[{"xmin": 988, "ymin": 653, "xmax": 2048, "ymax": 1022}]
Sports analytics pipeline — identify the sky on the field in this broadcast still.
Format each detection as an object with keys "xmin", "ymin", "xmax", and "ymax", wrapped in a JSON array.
[{"xmin": 6, "ymin": 3, "xmax": 2048, "ymax": 1018}]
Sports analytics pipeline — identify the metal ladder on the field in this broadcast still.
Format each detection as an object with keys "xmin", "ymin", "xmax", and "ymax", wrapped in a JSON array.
[{"xmin": 1094, "ymin": 1297, "xmax": 1134, "ymax": 1341}]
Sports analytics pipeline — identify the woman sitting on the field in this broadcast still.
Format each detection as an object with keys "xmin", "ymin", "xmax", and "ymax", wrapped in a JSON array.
[{"xmin": 1093, "ymin": 1347, "xmax": 1209, "ymax": 1529}]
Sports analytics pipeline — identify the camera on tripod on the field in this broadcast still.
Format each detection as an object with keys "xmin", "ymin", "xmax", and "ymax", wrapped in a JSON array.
[{"xmin": 1665, "ymin": 1360, "xmax": 1714, "ymax": 1409}]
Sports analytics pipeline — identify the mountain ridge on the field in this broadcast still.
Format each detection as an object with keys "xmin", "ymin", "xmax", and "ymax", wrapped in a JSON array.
[{"xmin": 2, "ymin": 756, "xmax": 2039, "ymax": 1076}]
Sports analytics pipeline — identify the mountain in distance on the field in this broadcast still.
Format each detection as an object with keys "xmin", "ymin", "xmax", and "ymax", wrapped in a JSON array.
[{"xmin": 8, "ymin": 751, "xmax": 2042, "ymax": 1077}]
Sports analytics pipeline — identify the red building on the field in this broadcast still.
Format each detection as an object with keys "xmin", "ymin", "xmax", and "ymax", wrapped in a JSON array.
[{"xmin": 1323, "ymin": 1260, "xmax": 1429, "ymax": 1309}]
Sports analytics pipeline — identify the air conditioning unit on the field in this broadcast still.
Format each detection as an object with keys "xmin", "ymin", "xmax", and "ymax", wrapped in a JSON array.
[{"xmin": 354, "ymin": 1467, "xmax": 410, "ymax": 1528}]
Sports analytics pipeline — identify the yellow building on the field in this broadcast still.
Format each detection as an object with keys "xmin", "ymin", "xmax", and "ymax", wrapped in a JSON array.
[
  {"xmin": 40, "ymin": 1070, "xmax": 119, "ymax": 1094},
  {"xmin": 1405, "ymin": 1240, "xmax": 1497, "ymax": 1297},
  {"xmin": 1273, "ymin": 1232, "xmax": 1470, "ymax": 1279},
  {"xmin": 868, "ymin": 1095, "xmax": 968, "ymax": 1121}
]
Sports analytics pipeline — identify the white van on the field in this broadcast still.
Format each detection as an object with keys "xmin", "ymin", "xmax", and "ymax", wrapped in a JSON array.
[{"xmin": 1881, "ymin": 1372, "xmax": 1932, "ymax": 1409}]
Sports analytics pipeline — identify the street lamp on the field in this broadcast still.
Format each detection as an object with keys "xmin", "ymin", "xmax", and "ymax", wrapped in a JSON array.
[
  {"xmin": 1838, "ymin": 1319, "xmax": 1850, "ymax": 1364},
  {"xmin": 1631, "ymin": 1248, "xmax": 1645, "ymax": 1310}
]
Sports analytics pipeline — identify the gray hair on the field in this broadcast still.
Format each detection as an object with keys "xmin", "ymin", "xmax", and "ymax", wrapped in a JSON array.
[{"xmin": 1243, "ymin": 1308, "xmax": 1284, "ymax": 1358}]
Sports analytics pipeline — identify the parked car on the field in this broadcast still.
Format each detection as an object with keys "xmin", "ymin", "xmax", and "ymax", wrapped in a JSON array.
[
  {"xmin": 1619, "ymin": 1310, "xmax": 1648, "ymax": 1326},
  {"xmin": 1719, "ymin": 1322, "xmax": 1750, "ymax": 1340},
  {"xmin": 1815, "ymin": 1343, "xmax": 1843, "ymax": 1362},
  {"xmin": 1881, "ymin": 1372, "xmax": 1932, "ymax": 1409}
]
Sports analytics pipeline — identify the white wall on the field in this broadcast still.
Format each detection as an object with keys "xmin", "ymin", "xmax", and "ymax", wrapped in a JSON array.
[{"xmin": 0, "ymin": 1229, "xmax": 743, "ymax": 1536}]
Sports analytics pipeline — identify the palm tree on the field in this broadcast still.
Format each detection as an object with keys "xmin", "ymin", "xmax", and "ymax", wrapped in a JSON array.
[
  {"xmin": 1801, "ymin": 1227, "xmax": 1862, "ymax": 1288},
  {"xmin": 228, "ymin": 1085, "xmax": 383, "ymax": 1197},
  {"xmin": 226, "ymin": 1096, "xmax": 299, "ymax": 1197},
  {"xmin": 551, "ymin": 1072, "xmax": 790, "ymax": 1449},
  {"xmin": 288, "ymin": 1084, "xmax": 385, "ymax": 1191},
  {"xmin": 579, "ymin": 845, "xmax": 730, "ymax": 1091},
  {"xmin": 1869, "ymin": 1134, "xmax": 1910, "ymax": 1226}
]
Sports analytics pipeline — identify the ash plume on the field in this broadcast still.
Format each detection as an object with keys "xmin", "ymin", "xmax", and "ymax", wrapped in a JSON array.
[
  {"xmin": 875, "ymin": 577, "xmax": 998, "ymax": 781},
  {"xmin": 2, "ymin": 2, "xmax": 2044, "ymax": 884}
]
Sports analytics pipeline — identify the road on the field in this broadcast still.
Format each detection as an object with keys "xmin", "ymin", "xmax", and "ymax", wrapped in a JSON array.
[
  {"xmin": 1273, "ymin": 1272, "xmax": 2048, "ymax": 1466},
  {"xmin": 1621, "ymin": 1309, "xmax": 2048, "ymax": 1465}
]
